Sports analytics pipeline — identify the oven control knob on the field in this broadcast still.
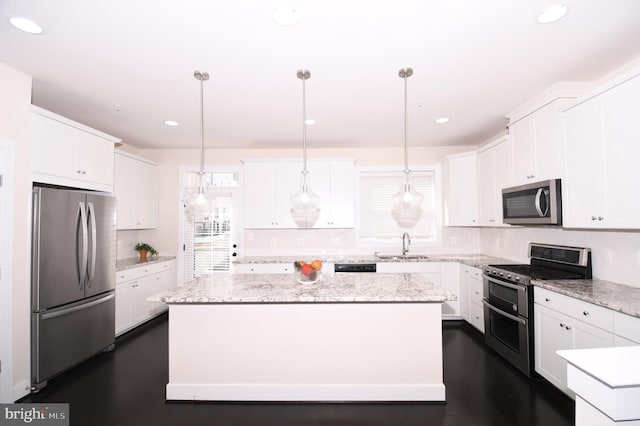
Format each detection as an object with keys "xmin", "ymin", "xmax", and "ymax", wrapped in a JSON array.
[
  {"xmin": 512, "ymin": 305, "xmax": 518, "ymax": 312},
  {"xmin": 506, "ymin": 274, "xmax": 512, "ymax": 280},
  {"xmin": 499, "ymin": 272, "xmax": 504, "ymax": 276},
  {"xmin": 514, "ymin": 276, "xmax": 520, "ymax": 281}
]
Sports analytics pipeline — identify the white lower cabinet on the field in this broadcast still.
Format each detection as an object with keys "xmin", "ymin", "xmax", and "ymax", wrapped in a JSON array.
[
  {"xmin": 232, "ymin": 262, "xmax": 335, "ymax": 275},
  {"xmin": 534, "ymin": 287, "xmax": 616, "ymax": 396},
  {"xmin": 115, "ymin": 259, "xmax": 176, "ymax": 336},
  {"xmin": 460, "ymin": 264, "xmax": 484, "ymax": 332}
]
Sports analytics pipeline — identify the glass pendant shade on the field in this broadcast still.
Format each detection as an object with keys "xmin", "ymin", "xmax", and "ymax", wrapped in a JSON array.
[
  {"xmin": 184, "ymin": 70, "xmax": 217, "ymax": 219},
  {"xmin": 290, "ymin": 69, "xmax": 321, "ymax": 227},
  {"xmin": 290, "ymin": 171, "xmax": 321, "ymax": 227}
]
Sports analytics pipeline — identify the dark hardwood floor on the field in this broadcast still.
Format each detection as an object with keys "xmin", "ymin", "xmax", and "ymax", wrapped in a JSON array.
[{"xmin": 22, "ymin": 314, "xmax": 575, "ymax": 426}]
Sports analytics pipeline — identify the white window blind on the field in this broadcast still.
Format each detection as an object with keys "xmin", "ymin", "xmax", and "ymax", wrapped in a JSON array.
[{"xmin": 359, "ymin": 170, "xmax": 437, "ymax": 240}]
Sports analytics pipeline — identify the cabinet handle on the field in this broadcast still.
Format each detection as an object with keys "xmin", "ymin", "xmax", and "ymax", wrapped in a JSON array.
[
  {"xmin": 583, "ymin": 311, "xmax": 590, "ymax": 316},
  {"xmin": 559, "ymin": 323, "xmax": 564, "ymax": 327},
  {"xmin": 565, "ymin": 325, "xmax": 572, "ymax": 330},
  {"xmin": 598, "ymin": 216, "xmax": 604, "ymax": 221},
  {"xmin": 545, "ymin": 297, "xmax": 550, "ymax": 302}
]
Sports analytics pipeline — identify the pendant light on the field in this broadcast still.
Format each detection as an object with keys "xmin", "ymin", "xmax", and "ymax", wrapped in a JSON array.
[
  {"xmin": 184, "ymin": 70, "xmax": 217, "ymax": 219},
  {"xmin": 290, "ymin": 69, "xmax": 321, "ymax": 228},
  {"xmin": 392, "ymin": 67, "xmax": 423, "ymax": 226}
]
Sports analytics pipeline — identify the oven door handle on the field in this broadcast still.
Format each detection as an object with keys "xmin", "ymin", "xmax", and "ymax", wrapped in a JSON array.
[
  {"xmin": 484, "ymin": 275, "xmax": 526, "ymax": 292},
  {"xmin": 482, "ymin": 300, "xmax": 526, "ymax": 325}
]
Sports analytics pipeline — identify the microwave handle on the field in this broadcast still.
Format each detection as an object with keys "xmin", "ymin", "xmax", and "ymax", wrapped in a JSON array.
[{"xmin": 534, "ymin": 188, "xmax": 549, "ymax": 217}]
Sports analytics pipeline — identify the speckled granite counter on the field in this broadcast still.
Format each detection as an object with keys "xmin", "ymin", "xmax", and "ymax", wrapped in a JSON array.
[
  {"xmin": 149, "ymin": 272, "xmax": 456, "ymax": 304},
  {"xmin": 533, "ymin": 279, "xmax": 640, "ymax": 318},
  {"xmin": 233, "ymin": 254, "xmax": 515, "ymax": 269},
  {"xmin": 116, "ymin": 255, "xmax": 176, "ymax": 271}
]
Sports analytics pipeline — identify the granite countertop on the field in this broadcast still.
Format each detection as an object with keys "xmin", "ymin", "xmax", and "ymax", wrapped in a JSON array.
[
  {"xmin": 148, "ymin": 272, "xmax": 457, "ymax": 304},
  {"xmin": 233, "ymin": 254, "xmax": 515, "ymax": 269},
  {"xmin": 533, "ymin": 279, "xmax": 640, "ymax": 318},
  {"xmin": 116, "ymin": 255, "xmax": 176, "ymax": 272}
]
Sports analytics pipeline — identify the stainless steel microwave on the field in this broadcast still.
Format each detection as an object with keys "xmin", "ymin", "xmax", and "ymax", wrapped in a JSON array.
[{"xmin": 502, "ymin": 179, "xmax": 562, "ymax": 225}]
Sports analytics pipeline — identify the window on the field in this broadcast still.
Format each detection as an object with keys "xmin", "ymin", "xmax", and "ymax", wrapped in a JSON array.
[
  {"xmin": 182, "ymin": 171, "xmax": 239, "ymax": 282},
  {"xmin": 358, "ymin": 168, "xmax": 439, "ymax": 243}
]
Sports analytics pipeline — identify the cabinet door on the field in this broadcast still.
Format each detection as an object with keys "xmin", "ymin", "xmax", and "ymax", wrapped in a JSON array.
[
  {"xmin": 440, "ymin": 263, "xmax": 460, "ymax": 318},
  {"xmin": 74, "ymin": 129, "xmax": 114, "ymax": 186},
  {"xmin": 115, "ymin": 283, "xmax": 133, "ymax": 335},
  {"xmin": 32, "ymin": 114, "xmax": 77, "ymax": 180},
  {"xmin": 600, "ymin": 75, "xmax": 640, "ymax": 228},
  {"xmin": 477, "ymin": 148, "xmax": 494, "ymax": 226},
  {"xmin": 492, "ymin": 140, "xmax": 512, "ymax": 226},
  {"xmin": 572, "ymin": 319, "xmax": 614, "ymax": 351},
  {"xmin": 244, "ymin": 162, "xmax": 277, "ymax": 228},
  {"xmin": 135, "ymin": 160, "xmax": 158, "ymax": 228},
  {"xmin": 510, "ymin": 116, "xmax": 536, "ymax": 184},
  {"xmin": 534, "ymin": 100, "xmax": 566, "ymax": 182},
  {"xmin": 563, "ymin": 98, "xmax": 607, "ymax": 227},
  {"xmin": 443, "ymin": 152, "xmax": 479, "ymax": 226},
  {"xmin": 326, "ymin": 161, "xmax": 355, "ymax": 228},
  {"xmin": 469, "ymin": 301, "xmax": 484, "ymax": 333},
  {"xmin": 114, "ymin": 154, "xmax": 136, "ymax": 229},
  {"xmin": 459, "ymin": 266, "xmax": 471, "ymax": 321},
  {"xmin": 534, "ymin": 304, "xmax": 572, "ymax": 390},
  {"xmin": 273, "ymin": 162, "xmax": 302, "ymax": 228}
]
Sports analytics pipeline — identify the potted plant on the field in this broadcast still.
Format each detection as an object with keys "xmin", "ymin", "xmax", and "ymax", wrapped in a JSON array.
[{"xmin": 134, "ymin": 242, "xmax": 158, "ymax": 262}]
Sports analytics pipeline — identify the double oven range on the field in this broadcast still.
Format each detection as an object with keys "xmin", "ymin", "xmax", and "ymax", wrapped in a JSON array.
[{"xmin": 482, "ymin": 243, "xmax": 592, "ymax": 377}]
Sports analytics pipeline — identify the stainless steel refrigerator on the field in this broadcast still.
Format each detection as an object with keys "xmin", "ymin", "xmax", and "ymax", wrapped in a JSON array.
[{"xmin": 31, "ymin": 185, "xmax": 117, "ymax": 391}]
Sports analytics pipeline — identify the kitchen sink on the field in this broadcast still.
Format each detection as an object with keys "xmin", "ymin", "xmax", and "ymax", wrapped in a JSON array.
[{"xmin": 374, "ymin": 253, "xmax": 430, "ymax": 260}]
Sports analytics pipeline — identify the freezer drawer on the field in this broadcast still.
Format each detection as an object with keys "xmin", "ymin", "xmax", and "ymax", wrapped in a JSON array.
[{"xmin": 32, "ymin": 292, "xmax": 115, "ymax": 388}]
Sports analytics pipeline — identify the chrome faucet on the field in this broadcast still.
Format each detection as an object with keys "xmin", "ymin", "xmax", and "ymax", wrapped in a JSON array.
[{"xmin": 402, "ymin": 232, "xmax": 411, "ymax": 256}]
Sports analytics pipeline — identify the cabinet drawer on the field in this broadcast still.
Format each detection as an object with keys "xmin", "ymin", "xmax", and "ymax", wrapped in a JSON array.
[
  {"xmin": 534, "ymin": 287, "xmax": 614, "ymax": 332},
  {"xmin": 116, "ymin": 260, "xmax": 174, "ymax": 283},
  {"xmin": 270, "ymin": 263, "xmax": 294, "ymax": 273},
  {"xmin": 469, "ymin": 278, "xmax": 484, "ymax": 305},
  {"xmin": 469, "ymin": 302, "xmax": 484, "ymax": 333},
  {"xmin": 614, "ymin": 312, "xmax": 640, "ymax": 344}
]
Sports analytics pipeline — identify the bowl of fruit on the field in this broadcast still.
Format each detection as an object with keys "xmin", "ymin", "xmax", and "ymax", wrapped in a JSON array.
[{"xmin": 294, "ymin": 259, "xmax": 323, "ymax": 284}]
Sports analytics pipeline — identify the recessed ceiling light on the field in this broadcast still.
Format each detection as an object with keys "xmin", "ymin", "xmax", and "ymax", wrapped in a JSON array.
[
  {"xmin": 304, "ymin": 119, "xmax": 316, "ymax": 126},
  {"xmin": 9, "ymin": 16, "xmax": 43, "ymax": 34},
  {"xmin": 272, "ymin": 7, "xmax": 299, "ymax": 26},
  {"xmin": 164, "ymin": 120, "xmax": 179, "ymax": 126},
  {"xmin": 435, "ymin": 117, "xmax": 450, "ymax": 124},
  {"xmin": 537, "ymin": 4, "xmax": 568, "ymax": 24}
]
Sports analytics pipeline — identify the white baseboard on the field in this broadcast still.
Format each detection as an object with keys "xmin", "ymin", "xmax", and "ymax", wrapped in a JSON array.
[{"xmin": 166, "ymin": 383, "xmax": 446, "ymax": 402}]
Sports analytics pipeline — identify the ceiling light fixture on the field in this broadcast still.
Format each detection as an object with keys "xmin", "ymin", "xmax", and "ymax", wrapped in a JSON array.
[
  {"xmin": 392, "ymin": 67, "xmax": 423, "ymax": 227},
  {"xmin": 164, "ymin": 120, "xmax": 179, "ymax": 126},
  {"xmin": 435, "ymin": 117, "xmax": 450, "ymax": 124},
  {"xmin": 537, "ymin": 4, "xmax": 568, "ymax": 24},
  {"xmin": 9, "ymin": 16, "xmax": 43, "ymax": 34},
  {"xmin": 272, "ymin": 7, "xmax": 299, "ymax": 26},
  {"xmin": 184, "ymin": 70, "xmax": 216, "ymax": 219},
  {"xmin": 290, "ymin": 69, "xmax": 321, "ymax": 228}
]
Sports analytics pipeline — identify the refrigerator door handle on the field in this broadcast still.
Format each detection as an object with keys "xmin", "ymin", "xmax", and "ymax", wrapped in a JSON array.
[
  {"xmin": 40, "ymin": 293, "xmax": 115, "ymax": 320},
  {"xmin": 87, "ymin": 202, "xmax": 97, "ymax": 285},
  {"xmin": 77, "ymin": 201, "xmax": 89, "ymax": 289}
]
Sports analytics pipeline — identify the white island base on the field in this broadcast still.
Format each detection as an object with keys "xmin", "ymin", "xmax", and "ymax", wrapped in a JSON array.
[{"xmin": 166, "ymin": 303, "xmax": 445, "ymax": 402}]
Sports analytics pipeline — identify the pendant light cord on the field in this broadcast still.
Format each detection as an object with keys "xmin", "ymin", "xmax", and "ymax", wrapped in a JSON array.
[
  {"xmin": 199, "ymin": 75, "xmax": 205, "ymax": 178},
  {"xmin": 302, "ymin": 72, "xmax": 308, "ymax": 175},
  {"xmin": 403, "ymin": 71, "xmax": 409, "ymax": 176}
]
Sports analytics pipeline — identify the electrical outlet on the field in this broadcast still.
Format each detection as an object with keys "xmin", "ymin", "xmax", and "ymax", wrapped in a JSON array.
[
  {"xmin": 298, "ymin": 238, "xmax": 305, "ymax": 247},
  {"xmin": 270, "ymin": 238, "xmax": 277, "ymax": 247},
  {"xmin": 247, "ymin": 232, "xmax": 254, "ymax": 241},
  {"xmin": 450, "ymin": 236, "xmax": 458, "ymax": 245}
]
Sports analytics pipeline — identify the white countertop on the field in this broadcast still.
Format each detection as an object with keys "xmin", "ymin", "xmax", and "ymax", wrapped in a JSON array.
[
  {"xmin": 557, "ymin": 346, "xmax": 640, "ymax": 388},
  {"xmin": 148, "ymin": 272, "xmax": 456, "ymax": 304}
]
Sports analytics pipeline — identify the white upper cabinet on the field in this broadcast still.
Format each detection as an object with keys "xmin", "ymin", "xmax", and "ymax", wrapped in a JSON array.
[
  {"xmin": 563, "ymin": 72, "xmax": 640, "ymax": 229},
  {"xmin": 477, "ymin": 136, "xmax": 512, "ymax": 227},
  {"xmin": 114, "ymin": 151, "xmax": 158, "ymax": 230},
  {"xmin": 32, "ymin": 106, "xmax": 120, "ymax": 192},
  {"xmin": 243, "ymin": 159, "xmax": 355, "ymax": 229},
  {"xmin": 442, "ymin": 151, "xmax": 479, "ymax": 226},
  {"xmin": 509, "ymin": 99, "xmax": 571, "ymax": 186}
]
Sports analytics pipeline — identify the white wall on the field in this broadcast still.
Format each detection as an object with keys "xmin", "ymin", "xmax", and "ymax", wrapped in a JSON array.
[
  {"xmin": 480, "ymin": 227, "xmax": 640, "ymax": 288},
  {"xmin": 0, "ymin": 63, "xmax": 33, "ymax": 400}
]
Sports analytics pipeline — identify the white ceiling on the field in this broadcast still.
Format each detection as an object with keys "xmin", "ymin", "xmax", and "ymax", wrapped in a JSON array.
[{"xmin": 1, "ymin": 1, "xmax": 640, "ymax": 150}]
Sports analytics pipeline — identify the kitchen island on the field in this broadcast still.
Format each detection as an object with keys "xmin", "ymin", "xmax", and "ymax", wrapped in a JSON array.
[{"xmin": 149, "ymin": 272, "xmax": 455, "ymax": 402}]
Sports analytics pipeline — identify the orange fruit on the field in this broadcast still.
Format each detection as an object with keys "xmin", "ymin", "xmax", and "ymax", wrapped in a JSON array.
[{"xmin": 311, "ymin": 260, "xmax": 323, "ymax": 271}]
